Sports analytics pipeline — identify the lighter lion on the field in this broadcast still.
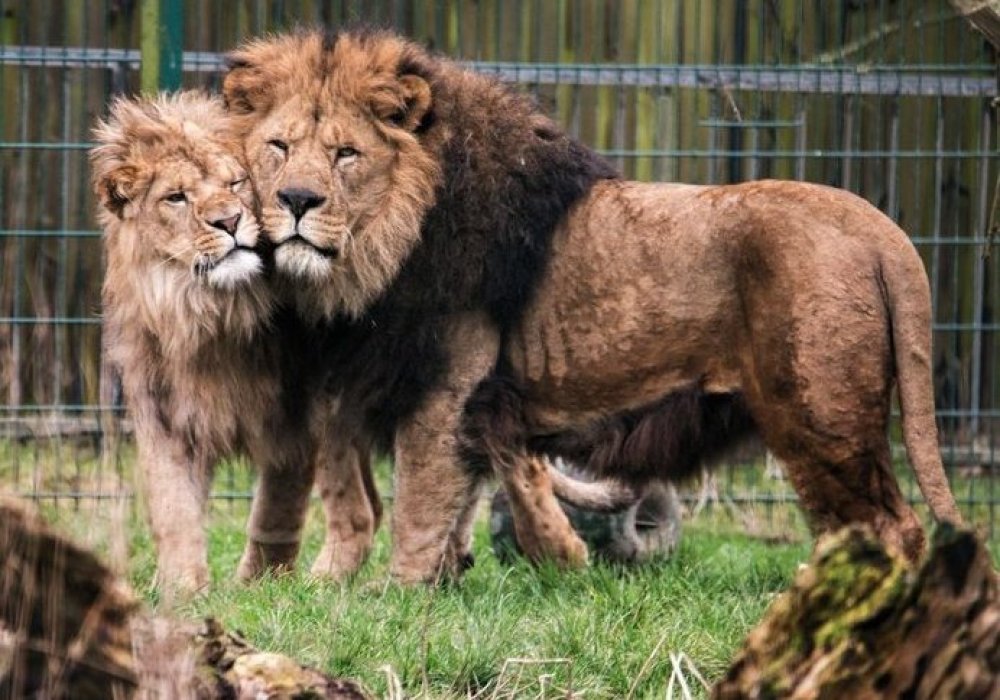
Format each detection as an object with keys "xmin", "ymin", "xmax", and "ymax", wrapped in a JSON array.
[{"xmin": 92, "ymin": 93, "xmax": 380, "ymax": 592}]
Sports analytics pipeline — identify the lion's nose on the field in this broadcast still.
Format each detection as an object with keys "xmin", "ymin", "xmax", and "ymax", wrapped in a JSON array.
[
  {"xmin": 277, "ymin": 188, "xmax": 326, "ymax": 221},
  {"xmin": 210, "ymin": 213, "xmax": 241, "ymax": 236}
]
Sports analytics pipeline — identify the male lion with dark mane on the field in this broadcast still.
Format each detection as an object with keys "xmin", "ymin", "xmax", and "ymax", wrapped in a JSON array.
[
  {"xmin": 224, "ymin": 29, "xmax": 961, "ymax": 583},
  {"xmin": 92, "ymin": 93, "xmax": 380, "ymax": 592}
]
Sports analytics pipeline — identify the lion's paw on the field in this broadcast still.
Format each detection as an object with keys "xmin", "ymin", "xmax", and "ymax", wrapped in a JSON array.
[{"xmin": 236, "ymin": 541, "xmax": 300, "ymax": 581}]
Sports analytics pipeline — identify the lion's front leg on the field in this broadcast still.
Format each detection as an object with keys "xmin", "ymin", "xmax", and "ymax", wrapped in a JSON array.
[
  {"xmin": 236, "ymin": 451, "xmax": 315, "ymax": 581},
  {"xmin": 391, "ymin": 420, "xmax": 480, "ymax": 584},
  {"xmin": 389, "ymin": 314, "xmax": 499, "ymax": 584},
  {"xmin": 135, "ymin": 424, "xmax": 212, "ymax": 595},
  {"xmin": 311, "ymin": 439, "xmax": 382, "ymax": 580}
]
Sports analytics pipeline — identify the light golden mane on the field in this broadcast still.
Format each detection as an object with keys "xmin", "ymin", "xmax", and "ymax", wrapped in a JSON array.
[{"xmin": 93, "ymin": 92, "xmax": 272, "ymax": 357}]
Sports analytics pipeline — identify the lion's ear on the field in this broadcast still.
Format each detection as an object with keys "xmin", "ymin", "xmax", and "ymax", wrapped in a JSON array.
[
  {"xmin": 222, "ymin": 56, "xmax": 274, "ymax": 115},
  {"xmin": 397, "ymin": 74, "xmax": 432, "ymax": 131},
  {"xmin": 95, "ymin": 164, "xmax": 138, "ymax": 219},
  {"xmin": 372, "ymin": 74, "xmax": 432, "ymax": 132}
]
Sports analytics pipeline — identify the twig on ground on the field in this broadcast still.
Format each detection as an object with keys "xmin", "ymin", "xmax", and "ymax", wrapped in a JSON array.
[
  {"xmin": 490, "ymin": 657, "xmax": 573, "ymax": 700},
  {"xmin": 626, "ymin": 630, "xmax": 669, "ymax": 700},
  {"xmin": 666, "ymin": 652, "xmax": 710, "ymax": 700},
  {"xmin": 379, "ymin": 664, "xmax": 404, "ymax": 700}
]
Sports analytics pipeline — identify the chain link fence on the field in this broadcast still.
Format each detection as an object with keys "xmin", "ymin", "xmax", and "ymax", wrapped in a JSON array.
[{"xmin": 1, "ymin": 0, "xmax": 997, "ymax": 538}]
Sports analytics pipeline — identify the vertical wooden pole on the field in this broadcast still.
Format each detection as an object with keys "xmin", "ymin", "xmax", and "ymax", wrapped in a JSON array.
[{"xmin": 140, "ymin": 0, "xmax": 183, "ymax": 95}]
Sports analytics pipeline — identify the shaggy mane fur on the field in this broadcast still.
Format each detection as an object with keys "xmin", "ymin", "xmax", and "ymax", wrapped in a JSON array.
[
  {"xmin": 94, "ymin": 93, "xmax": 272, "ymax": 356},
  {"xmin": 225, "ymin": 30, "xmax": 617, "ymax": 448},
  {"xmin": 529, "ymin": 388, "xmax": 759, "ymax": 484}
]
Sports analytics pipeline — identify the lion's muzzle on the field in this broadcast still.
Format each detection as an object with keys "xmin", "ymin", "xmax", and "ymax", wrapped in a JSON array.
[
  {"xmin": 278, "ymin": 234, "xmax": 340, "ymax": 259},
  {"xmin": 210, "ymin": 212, "xmax": 242, "ymax": 236},
  {"xmin": 277, "ymin": 187, "xmax": 326, "ymax": 221}
]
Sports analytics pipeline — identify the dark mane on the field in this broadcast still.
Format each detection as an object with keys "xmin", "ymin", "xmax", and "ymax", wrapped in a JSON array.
[
  {"xmin": 320, "ymin": 32, "xmax": 618, "ymax": 449},
  {"xmin": 529, "ymin": 387, "xmax": 760, "ymax": 484}
]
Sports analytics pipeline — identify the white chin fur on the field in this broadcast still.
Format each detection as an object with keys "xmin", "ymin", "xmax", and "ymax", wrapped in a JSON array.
[
  {"xmin": 207, "ymin": 249, "xmax": 263, "ymax": 289},
  {"xmin": 275, "ymin": 244, "xmax": 333, "ymax": 281}
]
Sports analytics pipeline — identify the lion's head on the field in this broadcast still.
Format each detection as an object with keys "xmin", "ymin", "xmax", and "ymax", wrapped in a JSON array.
[
  {"xmin": 223, "ymin": 31, "xmax": 440, "ymax": 319},
  {"xmin": 92, "ymin": 92, "xmax": 270, "ymax": 346},
  {"xmin": 92, "ymin": 93, "xmax": 264, "ymax": 292}
]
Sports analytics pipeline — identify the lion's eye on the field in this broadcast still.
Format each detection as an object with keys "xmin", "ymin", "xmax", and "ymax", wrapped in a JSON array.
[
  {"xmin": 230, "ymin": 177, "xmax": 247, "ymax": 192},
  {"xmin": 335, "ymin": 146, "xmax": 359, "ymax": 161},
  {"xmin": 268, "ymin": 139, "xmax": 289, "ymax": 154},
  {"xmin": 163, "ymin": 191, "xmax": 187, "ymax": 204}
]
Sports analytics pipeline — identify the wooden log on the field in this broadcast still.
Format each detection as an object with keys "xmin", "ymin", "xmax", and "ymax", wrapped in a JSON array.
[
  {"xmin": 950, "ymin": 0, "xmax": 1000, "ymax": 51},
  {"xmin": 133, "ymin": 616, "xmax": 369, "ymax": 699},
  {"xmin": 0, "ymin": 496, "xmax": 369, "ymax": 699},
  {"xmin": 0, "ymin": 496, "xmax": 137, "ymax": 698},
  {"xmin": 713, "ymin": 524, "xmax": 1000, "ymax": 699}
]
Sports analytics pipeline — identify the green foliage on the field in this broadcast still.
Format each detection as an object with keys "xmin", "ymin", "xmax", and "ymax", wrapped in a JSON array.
[
  {"xmin": 131, "ymin": 504, "xmax": 808, "ymax": 698},
  {"xmin": 15, "ymin": 450, "xmax": 998, "ymax": 697}
]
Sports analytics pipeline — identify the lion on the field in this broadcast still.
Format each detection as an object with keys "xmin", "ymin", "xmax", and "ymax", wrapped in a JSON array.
[
  {"xmin": 91, "ymin": 92, "xmax": 381, "ymax": 592},
  {"xmin": 224, "ymin": 30, "xmax": 961, "ymax": 583}
]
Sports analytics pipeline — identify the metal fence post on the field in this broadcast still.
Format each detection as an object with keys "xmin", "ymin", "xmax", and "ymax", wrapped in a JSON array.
[{"xmin": 140, "ymin": 0, "xmax": 183, "ymax": 94}]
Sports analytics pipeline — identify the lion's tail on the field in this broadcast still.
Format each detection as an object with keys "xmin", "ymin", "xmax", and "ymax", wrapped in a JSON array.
[
  {"xmin": 881, "ymin": 237, "xmax": 962, "ymax": 525},
  {"xmin": 547, "ymin": 461, "xmax": 644, "ymax": 513}
]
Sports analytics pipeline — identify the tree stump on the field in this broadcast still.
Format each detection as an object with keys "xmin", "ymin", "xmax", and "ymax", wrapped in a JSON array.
[
  {"xmin": 0, "ymin": 496, "xmax": 369, "ymax": 699},
  {"xmin": 713, "ymin": 524, "xmax": 1000, "ymax": 699},
  {"xmin": 0, "ymin": 496, "xmax": 138, "ymax": 698},
  {"xmin": 490, "ymin": 466, "xmax": 683, "ymax": 565}
]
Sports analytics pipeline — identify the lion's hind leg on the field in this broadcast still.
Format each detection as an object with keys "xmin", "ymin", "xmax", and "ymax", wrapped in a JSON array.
[
  {"xmin": 776, "ymin": 442, "xmax": 925, "ymax": 563},
  {"xmin": 499, "ymin": 453, "xmax": 589, "ymax": 568},
  {"xmin": 462, "ymin": 377, "xmax": 588, "ymax": 570},
  {"xmin": 747, "ymin": 343, "xmax": 925, "ymax": 562}
]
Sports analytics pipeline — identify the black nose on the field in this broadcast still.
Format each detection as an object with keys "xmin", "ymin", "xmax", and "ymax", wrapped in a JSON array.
[
  {"xmin": 277, "ymin": 188, "xmax": 326, "ymax": 221},
  {"xmin": 210, "ymin": 213, "xmax": 241, "ymax": 236}
]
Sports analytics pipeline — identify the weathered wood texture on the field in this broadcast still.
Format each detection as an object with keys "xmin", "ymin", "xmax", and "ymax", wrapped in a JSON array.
[
  {"xmin": 713, "ymin": 525, "xmax": 1000, "ymax": 699},
  {"xmin": 0, "ymin": 496, "xmax": 137, "ymax": 698},
  {"xmin": 950, "ymin": 0, "xmax": 1000, "ymax": 49}
]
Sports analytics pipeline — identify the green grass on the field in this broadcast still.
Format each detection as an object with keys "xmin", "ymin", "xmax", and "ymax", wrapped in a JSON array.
[
  {"xmin": 8, "ymin": 439, "xmax": 1000, "ymax": 698},
  {"xmin": 37, "ymin": 496, "xmax": 809, "ymax": 698}
]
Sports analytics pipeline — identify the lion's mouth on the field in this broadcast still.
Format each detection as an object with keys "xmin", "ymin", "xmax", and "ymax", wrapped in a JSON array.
[
  {"xmin": 194, "ymin": 245, "xmax": 259, "ymax": 277},
  {"xmin": 277, "ymin": 234, "xmax": 340, "ymax": 260}
]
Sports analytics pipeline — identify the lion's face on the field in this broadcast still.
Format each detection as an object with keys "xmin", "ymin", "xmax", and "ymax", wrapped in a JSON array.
[
  {"xmin": 92, "ymin": 95, "xmax": 264, "ymax": 291},
  {"xmin": 245, "ymin": 98, "xmax": 399, "ymax": 282},
  {"xmin": 136, "ymin": 154, "xmax": 261, "ymax": 289},
  {"xmin": 224, "ymin": 32, "xmax": 440, "ymax": 318}
]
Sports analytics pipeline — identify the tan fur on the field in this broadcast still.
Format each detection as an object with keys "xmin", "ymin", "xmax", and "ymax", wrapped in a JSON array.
[
  {"xmin": 226, "ymin": 32, "xmax": 440, "ymax": 322},
  {"xmin": 388, "ymin": 312, "xmax": 502, "ymax": 583},
  {"xmin": 308, "ymin": 397, "xmax": 383, "ymax": 579},
  {"xmin": 224, "ymin": 32, "xmax": 960, "ymax": 581},
  {"xmin": 508, "ymin": 179, "xmax": 962, "ymax": 561},
  {"xmin": 93, "ymin": 93, "xmax": 378, "ymax": 592}
]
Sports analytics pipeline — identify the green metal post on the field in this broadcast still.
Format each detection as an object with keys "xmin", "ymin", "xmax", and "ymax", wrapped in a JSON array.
[{"xmin": 140, "ymin": 0, "xmax": 183, "ymax": 94}]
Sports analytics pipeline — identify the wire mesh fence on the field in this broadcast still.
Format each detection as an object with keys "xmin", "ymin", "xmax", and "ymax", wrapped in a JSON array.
[{"xmin": 1, "ymin": 0, "xmax": 997, "ymax": 538}]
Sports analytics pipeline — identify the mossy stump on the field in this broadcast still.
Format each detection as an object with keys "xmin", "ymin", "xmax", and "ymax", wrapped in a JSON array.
[{"xmin": 714, "ymin": 524, "xmax": 1000, "ymax": 699}]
